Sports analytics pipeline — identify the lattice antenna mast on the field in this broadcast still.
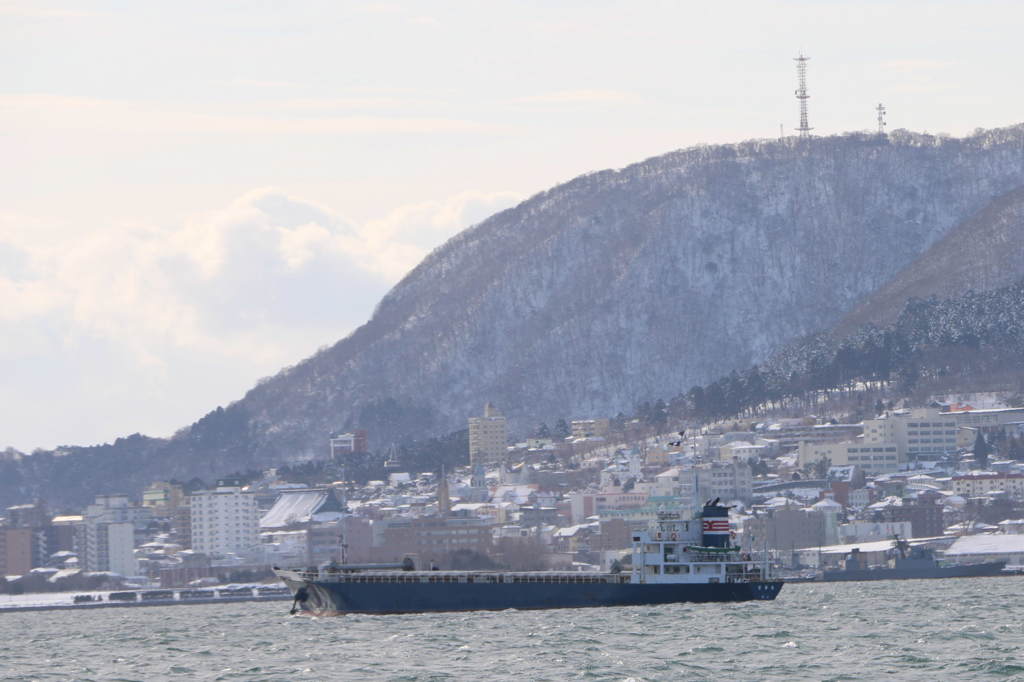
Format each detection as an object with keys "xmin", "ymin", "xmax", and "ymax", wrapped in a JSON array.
[
  {"xmin": 876, "ymin": 103, "xmax": 887, "ymax": 135},
  {"xmin": 794, "ymin": 53, "xmax": 812, "ymax": 137}
]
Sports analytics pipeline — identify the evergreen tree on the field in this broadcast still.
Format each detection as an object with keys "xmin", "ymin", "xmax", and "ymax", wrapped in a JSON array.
[
  {"xmin": 973, "ymin": 431, "xmax": 993, "ymax": 470},
  {"xmin": 647, "ymin": 399, "xmax": 668, "ymax": 429},
  {"xmin": 686, "ymin": 386, "xmax": 706, "ymax": 419},
  {"xmin": 1008, "ymin": 436, "xmax": 1024, "ymax": 461}
]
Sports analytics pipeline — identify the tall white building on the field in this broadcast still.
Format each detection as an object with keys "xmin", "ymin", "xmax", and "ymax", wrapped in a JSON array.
[
  {"xmin": 189, "ymin": 480, "xmax": 260, "ymax": 557},
  {"xmin": 469, "ymin": 402, "xmax": 508, "ymax": 467},
  {"xmin": 81, "ymin": 494, "xmax": 143, "ymax": 576}
]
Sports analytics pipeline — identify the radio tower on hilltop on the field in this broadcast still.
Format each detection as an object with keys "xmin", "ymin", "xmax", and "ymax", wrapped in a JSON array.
[
  {"xmin": 876, "ymin": 103, "xmax": 887, "ymax": 135},
  {"xmin": 794, "ymin": 52, "xmax": 812, "ymax": 137}
]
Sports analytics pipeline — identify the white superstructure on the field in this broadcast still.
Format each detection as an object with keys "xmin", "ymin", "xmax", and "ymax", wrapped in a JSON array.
[{"xmin": 628, "ymin": 510, "xmax": 764, "ymax": 584}]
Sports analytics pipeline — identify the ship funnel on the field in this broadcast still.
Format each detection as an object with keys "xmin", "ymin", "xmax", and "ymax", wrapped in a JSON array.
[{"xmin": 700, "ymin": 502, "xmax": 731, "ymax": 548}]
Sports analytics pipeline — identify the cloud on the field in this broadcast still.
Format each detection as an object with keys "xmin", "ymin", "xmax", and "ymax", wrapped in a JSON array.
[
  {"xmin": 0, "ymin": 2, "xmax": 95, "ymax": 18},
  {"xmin": 411, "ymin": 15, "xmax": 441, "ymax": 27},
  {"xmin": 354, "ymin": 3, "xmax": 440, "ymax": 26},
  {"xmin": 231, "ymin": 79, "xmax": 298, "ymax": 89},
  {"xmin": 360, "ymin": 190, "xmax": 523, "ymax": 279},
  {"xmin": 0, "ymin": 188, "xmax": 521, "ymax": 449},
  {"xmin": 512, "ymin": 89, "xmax": 636, "ymax": 105},
  {"xmin": 881, "ymin": 59, "xmax": 957, "ymax": 74},
  {"xmin": 270, "ymin": 96, "xmax": 418, "ymax": 112},
  {"xmin": 0, "ymin": 95, "xmax": 494, "ymax": 136},
  {"xmin": 879, "ymin": 60, "xmax": 959, "ymax": 95}
]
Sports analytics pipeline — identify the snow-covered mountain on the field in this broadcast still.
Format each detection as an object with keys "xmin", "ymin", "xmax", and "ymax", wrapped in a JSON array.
[
  {"xmin": 6, "ymin": 125, "xmax": 1024, "ymax": 507},
  {"xmin": 235, "ymin": 126, "xmax": 1024, "ymax": 459},
  {"xmin": 838, "ymin": 184, "xmax": 1024, "ymax": 334}
]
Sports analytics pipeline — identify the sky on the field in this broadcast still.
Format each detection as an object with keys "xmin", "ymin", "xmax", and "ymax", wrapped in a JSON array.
[{"xmin": 3, "ymin": 0, "xmax": 1024, "ymax": 451}]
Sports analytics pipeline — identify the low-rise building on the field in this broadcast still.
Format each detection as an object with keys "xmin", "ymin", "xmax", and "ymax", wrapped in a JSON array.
[
  {"xmin": 681, "ymin": 459, "xmax": 754, "ymax": 511},
  {"xmin": 330, "ymin": 430, "xmax": 368, "ymax": 455},
  {"xmin": 369, "ymin": 516, "xmax": 494, "ymax": 566},
  {"xmin": 763, "ymin": 421, "xmax": 863, "ymax": 450},
  {"xmin": 798, "ymin": 440, "xmax": 900, "ymax": 474},
  {"xmin": 945, "ymin": 534, "xmax": 1024, "ymax": 566},
  {"xmin": 865, "ymin": 408, "xmax": 959, "ymax": 459},
  {"xmin": 0, "ymin": 527, "xmax": 33, "ymax": 576},
  {"xmin": 743, "ymin": 507, "xmax": 830, "ymax": 554},
  {"xmin": 950, "ymin": 407, "xmax": 1024, "ymax": 431},
  {"xmin": 799, "ymin": 408, "xmax": 961, "ymax": 474},
  {"xmin": 259, "ymin": 487, "xmax": 347, "ymax": 564},
  {"xmin": 880, "ymin": 495, "xmax": 945, "ymax": 538},
  {"xmin": 848, "ymin": 488, "xmax": 872, "ymax": 508},
  {"xmin": 718, "ymin": 441, "xmax": 769, "ymax": 462},
  {"xmin": 142, "ymin": 482, "xmax": 185, "ymax": 515},
  {"xmin": 568, "ymin": 490, "xmax": 649, "ymax": 523},
  {"xmin": 838, "ymin": 520, "xmax": 913, "ymax": 544},
  {"xmin": 571, "ymin": 419, "xmax": 610, "ymax": 439},
  {"xmin": 952, "ymin": 473, "xmax": 1024, "ymax": 501}
]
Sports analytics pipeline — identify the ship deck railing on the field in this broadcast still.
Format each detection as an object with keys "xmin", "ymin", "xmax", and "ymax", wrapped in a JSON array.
[
  {"xmin": 280, "ymin": 568, "xmax": 778, "ymax": 585},
  {"xmin": 730, "ymin": 570, "xmax": 775, "ymax": 583},
  {"xmin": 284, "ymin": 569, "xmax": 635, "ymax": 585}
]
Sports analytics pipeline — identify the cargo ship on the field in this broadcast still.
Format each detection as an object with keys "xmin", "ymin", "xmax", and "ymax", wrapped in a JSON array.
[
  {"xmin": 822, "ymin": 536, "xmax": 1006, "ymax": 582},
  {"xmin": 275, "ymin": 502, "xmax": 783, "ymax": 615}
]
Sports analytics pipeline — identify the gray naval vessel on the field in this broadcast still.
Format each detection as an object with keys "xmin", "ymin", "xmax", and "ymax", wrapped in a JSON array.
[
  {"xmin": 822, "ymin": 536, "xmax": 1006, "ymax": 582},
  {"xmin": 275, "ymin": 501, "xmax": 783, "ymax": 615}
]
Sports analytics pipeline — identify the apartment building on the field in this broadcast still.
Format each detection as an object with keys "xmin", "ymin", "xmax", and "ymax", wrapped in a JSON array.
[
  {"xmin": 80, "ymin": 494, "xmax": 143, "ymax": 576},
  {"xmin": 952, "ymin": 473, "xmax": 1024, "ymax": 501},
  {"xmin": 469, "ymin": 402, "xmax": 508, "ymax": 467},
  {"xmin": 189, "ymin": 480, "xmax": 260, "ymax": 557}
]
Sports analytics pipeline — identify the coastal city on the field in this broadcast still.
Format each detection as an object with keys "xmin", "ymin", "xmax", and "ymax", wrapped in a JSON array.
[
  {"xmin": 4, "ymin": 393, "xmax": 1024, "ymax": 604},
  {"xmin": 8, "ymin": 1, "xmax": 1024, "ymax": 678}
]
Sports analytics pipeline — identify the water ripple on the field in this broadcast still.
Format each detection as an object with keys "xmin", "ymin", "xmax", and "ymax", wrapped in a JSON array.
[{"xmin": 2, "ymin": 578, "xmax": 1024, "ymax": 680}]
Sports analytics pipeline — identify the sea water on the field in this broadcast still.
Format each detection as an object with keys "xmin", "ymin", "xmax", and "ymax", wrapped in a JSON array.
[{"xmin": 2, "ymin": 577, "xmax": 1023, "ymax": 681}]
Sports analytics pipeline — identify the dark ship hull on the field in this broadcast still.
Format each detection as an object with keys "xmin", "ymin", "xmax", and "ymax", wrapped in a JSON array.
[
  {"xmin": 822, "ymin": 561, "xmax": 1006, "ymax": 582},
  {"xmin": 279, "ymin": 573, "xmax": 783, "ymax": 615}
]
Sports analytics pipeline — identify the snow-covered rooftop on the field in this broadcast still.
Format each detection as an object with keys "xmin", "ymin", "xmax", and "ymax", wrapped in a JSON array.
[
  {"xmin": 260, "ymin": 489, "xmax": 344, "ymax": 529},
  {"xmin": 946, "ymin": 534, "xmax": 1024, "ymax": 556}
]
